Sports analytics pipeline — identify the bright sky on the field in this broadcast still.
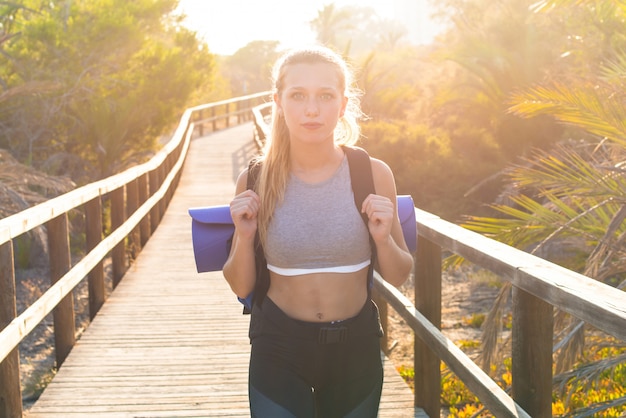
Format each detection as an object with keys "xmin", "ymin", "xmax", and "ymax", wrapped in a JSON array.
[{"xmin": 177, "ymin": 0, "xmax": 443, "ymax": 55}]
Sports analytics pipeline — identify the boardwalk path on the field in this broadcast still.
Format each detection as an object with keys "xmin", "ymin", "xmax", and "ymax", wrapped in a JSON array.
[{"xmin": 27, "ymin": 124, "xmax": 421, "ymax": 417}]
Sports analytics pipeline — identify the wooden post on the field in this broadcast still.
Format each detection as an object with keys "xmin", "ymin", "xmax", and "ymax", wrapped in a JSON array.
[
  {"xmin": 512, "ymin": 287, "xmax": 553, "ymax": 417},
  {"xmin": 149, "ymin": 170, "xmax": 160, "ymax": 234},
  {"xmin": 165, "ymin": 150, "xmax": 175, "ymax": 206},
  {"xmin": 110, "ymin": 187, "xmax": 126, "ymax": 288},
  {"xmin": 126, "ymin": 178, "xmax": 140, "ymax": 260},
  {"xmin": 0, "ymin": 240, "xmax": 22, "ymax": 418},
  {"xmin": 85, "ymin": 197, "xmax": 105, "ymax": 320},
  {"xmin": 198, "ymin": 109, "xmax": 204, "ymax": 136},
  {"xmin": 47, "ymin": 214, "xmax": 76, "ymax": 366},
  {"xmin": 157, "ymin": 165, "xmax": 167, "ymax": 218},
  {"xmin": 414, "ymin": 236, "xmax": 441, "ymax": 417},
  {"xmin": 225, "ymin": 103, "xmax": 230, "ymax": 128},
  {"xmin": 211, "ymin": 107, "xmax": 216, "ymax": 131},
  {"xmin": 138, "ymin": 173, "xmax": 151, "ymax": 246}
]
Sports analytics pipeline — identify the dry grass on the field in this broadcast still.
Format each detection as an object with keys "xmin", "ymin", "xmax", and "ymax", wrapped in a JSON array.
[{"xmin": 0, "ymin": 149, "xmax": 75, "ymax": 218}]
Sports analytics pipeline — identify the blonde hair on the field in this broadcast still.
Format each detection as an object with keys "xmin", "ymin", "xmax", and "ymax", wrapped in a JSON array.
[{"xmin": 255, "ymin": 45, "xmax": 363, "ymax": 245}]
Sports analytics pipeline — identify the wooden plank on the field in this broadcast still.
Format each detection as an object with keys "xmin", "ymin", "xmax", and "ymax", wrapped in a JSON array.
[
  {"xmin": 0, "ymin": 240, "xmax": 22, "ymax": 418},
  {"xmin": 512, "ymin": 287, "xmax": 553, "ymax": 416},
  {"xmin": 138, "ymin": 173, "xmax": 151, "ymax": 246},
  {"xmin": 85, "ymin": 196, "xmax": 105, "ymax": 320},
  {"xmin": 414, "ymin": 235, "xmax": 442, "ymax": 417},
  {"xmin": 28, "ymin": 124, "xmax": 421, "ymax": 417},
  {"xmin": 110, "ymin": 186, "xmax": 126, "ymax": 287},
  {"xmin": 47, "ymin": 213, "xmax": 75, "ymax": 366}
]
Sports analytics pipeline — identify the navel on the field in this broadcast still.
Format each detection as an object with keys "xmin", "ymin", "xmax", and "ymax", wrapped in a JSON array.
[{"xmin": 317, "ymin": 312, "xmax": 324, "ymax": 321}]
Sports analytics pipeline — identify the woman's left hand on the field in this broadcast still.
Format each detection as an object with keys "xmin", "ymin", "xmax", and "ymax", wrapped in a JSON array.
[{"xmin": 361, "ymin": 194, "xmax": 394, "ymax": 244}]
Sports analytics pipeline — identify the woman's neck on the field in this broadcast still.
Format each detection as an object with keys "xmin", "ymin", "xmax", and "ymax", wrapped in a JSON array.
[{"xmin": 289, "ymin": 143, "xmax": 344, "ymax": 183}]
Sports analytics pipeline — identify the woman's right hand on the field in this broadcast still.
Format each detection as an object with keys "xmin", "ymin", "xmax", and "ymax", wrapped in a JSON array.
[
  {"xmin": 223, "ymin": 170, "xmax": 261, "ymax": 298},
  {"xmin": 230, "ymin": 189, "xmax": 260, "ymax": 240}
]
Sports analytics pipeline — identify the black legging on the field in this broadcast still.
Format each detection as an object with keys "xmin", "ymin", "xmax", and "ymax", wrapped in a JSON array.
[{"xmin": 248, "ymin": 297, "xmax": 384, "ymax": 418}]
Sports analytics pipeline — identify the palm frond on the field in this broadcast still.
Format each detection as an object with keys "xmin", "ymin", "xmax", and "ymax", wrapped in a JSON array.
[
  {"xmin": 508, "ymin": 83, "xmax": 626, "ymax": 147},
  {"xmin": 478, "ymin": 281, "xmax": 512, "ymax": 373},
  {"xmin": 464, "ymin": 192, "xmax": 626, "ymax": 278},
  {"xmin": 584, "ymin": 204, "xmax": 626, "ymax": 281},
  {"xmin": 509, "ymin": 144, "xmax": 626, "ymax": 200},
  {"xmin": 560, "ymin": 396, "xmax": 626, "ymax": 418},
  {"xmin": 554, "ymin": 352, "xmax": 626, "ymax": 415},
  {"xmin": 530, "ymin": 197, "xmax": 616, "ymax": 257},
  {"xmin": 601, "ymin": 54, "xmax": 626, "ymax": 89},
  {"xmin": 530, "ymin": 0, "xmax": 593, "ymax": 13},
  {"xmin": 465, "ymin": 194, "xmax": 591, "ymax": 247}
]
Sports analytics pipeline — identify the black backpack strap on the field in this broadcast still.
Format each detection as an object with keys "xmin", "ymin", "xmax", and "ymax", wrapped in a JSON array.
[
  {"xmin": 343, "ymin": 146, "xmax": 374, "ymax": 223},
  {"xmin": 342, "ymin": 146, "xmax": 378, "ymax": 294},
  {"xmin": 247, "ymin": 158, "xmax": 262, "ymax": 191},
  {"xmin": 243, "ymin": 158, "xmax": 269, "ymax": 314}
]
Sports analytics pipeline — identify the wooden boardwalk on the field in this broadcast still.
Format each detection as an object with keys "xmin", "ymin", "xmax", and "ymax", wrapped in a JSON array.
[{"xmin": 27, "ymin": 124, "xmax": 423, "ymax": 417}]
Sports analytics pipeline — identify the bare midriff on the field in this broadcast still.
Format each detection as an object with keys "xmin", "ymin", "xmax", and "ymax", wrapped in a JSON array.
[{"xmin": 266, "ymin": 266, "xmax": 369, "ymax": 323}]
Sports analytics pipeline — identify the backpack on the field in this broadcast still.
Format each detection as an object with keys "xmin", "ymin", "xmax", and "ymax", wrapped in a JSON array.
[{"xmin": 188, "ymin": 146, "xmax": 416, "ymax": 313}]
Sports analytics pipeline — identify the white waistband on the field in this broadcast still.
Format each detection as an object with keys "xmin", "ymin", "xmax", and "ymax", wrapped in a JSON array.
[{"xmin": 267, "ymin": 260, "xmax": 371, "ymax": 276}]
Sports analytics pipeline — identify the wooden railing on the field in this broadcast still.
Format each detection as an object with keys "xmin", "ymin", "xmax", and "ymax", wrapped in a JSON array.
[
  {"xmin": 251, "ymin": 103, "xmax": 626, "ymax": 418},
  {"xmin": 0, "ymin": 91, "xmax": 270, "ymax": 418},
  {"xmin": 373, "ymin": 214, "xmax": 623, "ymax": 417},
  {"xmin": 252, "ymin": 102, "xmax": 272, "ymax": 149}
]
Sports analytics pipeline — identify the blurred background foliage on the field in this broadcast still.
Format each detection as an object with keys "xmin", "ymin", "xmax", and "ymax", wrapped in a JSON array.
[{"xmin": 0, "ymin": 0, "xmax": 217, "ymax": 182}]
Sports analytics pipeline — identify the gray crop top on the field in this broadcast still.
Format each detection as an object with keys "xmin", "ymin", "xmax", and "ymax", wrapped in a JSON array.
[{"xmin": 264, "ymin": 156, "xmax": 372, "ymax": 276}]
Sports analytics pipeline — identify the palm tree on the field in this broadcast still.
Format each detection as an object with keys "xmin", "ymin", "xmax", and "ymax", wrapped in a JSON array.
[
  {"xmin": 438, "ymin": 0, "xmax": 564, "ymax": 158},
  {"xmin": 460, "ymin": 0, "xmax": 626, "ymax": 413},
  {"xmin": 309, "ymin": 3, "xmax": 354, "ymax": 50}
]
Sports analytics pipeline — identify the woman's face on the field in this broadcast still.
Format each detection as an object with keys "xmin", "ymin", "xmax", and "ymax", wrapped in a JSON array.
[{"xmin": 275, "ymin": 63, "xmax": 348, "ymax": 145}]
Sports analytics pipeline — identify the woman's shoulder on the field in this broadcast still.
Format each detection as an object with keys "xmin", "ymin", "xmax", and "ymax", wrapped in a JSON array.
[
  {"xmin": 341, "ymin": 145, "xmax": 392, "ymax": 177},
  {"xmin": 368, "ymin": 156, "xmax": 396, "ymax": 197},
  {"xmin": 369, "ymin": 156, "xmax": 393, "ymax": 178}
]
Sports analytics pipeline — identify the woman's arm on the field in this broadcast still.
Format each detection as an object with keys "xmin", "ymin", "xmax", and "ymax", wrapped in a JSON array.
[
  {"xmin": 222, "ymin": 169, "xmax": 259, "ymax": 299},
  {"xmin": 362, "ymin": 158, "xmax": 414, "ymax": 287}
]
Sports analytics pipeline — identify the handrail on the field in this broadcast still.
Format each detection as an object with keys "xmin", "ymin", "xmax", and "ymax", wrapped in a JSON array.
[
  {"xmin": 415, "ymin": 208, "xmax": 626, "ymax": 339},
  {"xmin": 406, "ymin": 208, "xmax": 626, "ymax": 417},
  {"xmin": 252, "ymin": 102, "xmax": 272, "ymax": 149},
  {"xmin": 0, "ymin": 91, "xmax": 271, "ymax": 417},
  {"xmin": 250, "ymin": 103, "xmax": 626, "ymax": 417}
]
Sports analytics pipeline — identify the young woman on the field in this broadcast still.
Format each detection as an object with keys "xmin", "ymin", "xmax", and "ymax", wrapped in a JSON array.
[{"xmin": 223, "ymin": 45, "xmax": 413, "ymax": 418}]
